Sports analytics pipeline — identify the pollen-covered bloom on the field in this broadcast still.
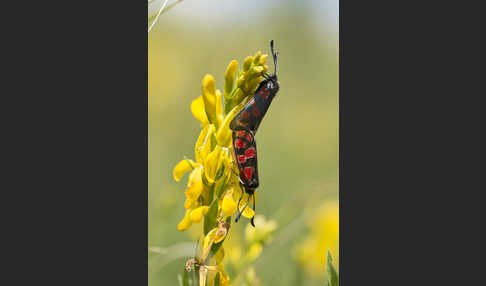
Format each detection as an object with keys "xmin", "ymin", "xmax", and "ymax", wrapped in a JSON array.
[
  {"xmin": 172, "ymin": 50, "xmax": 269, "ymax": 285},
  {"xmin": 294, "ymin": 201, "xmax": 339, "ymax": 277}
]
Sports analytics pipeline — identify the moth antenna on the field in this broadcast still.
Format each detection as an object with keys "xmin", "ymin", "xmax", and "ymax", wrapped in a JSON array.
[{"xmin": 270, "ymin": 40, "xmax": 278, "ymax": 75}]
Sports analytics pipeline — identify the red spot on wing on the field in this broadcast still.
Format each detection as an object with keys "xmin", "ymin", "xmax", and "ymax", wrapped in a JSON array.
[
  {"xmin": 252, "ymin": 108, "xmax": 260, "ymax": 117},
  {"xmin": 242, "ymin": 111, "xmax": 250, "ymax": 119},
  {"xmin": 235, "ymin": 138, "xmax": 245, "ymax": 149},
  {"xmin": 245, "ymin": 133, "xmax": 252, "ymax": 142},
  {"xmin": 260, "ymin": 88, "xmax": 270, "ymax": 99},
  {"xmin": 238, "ymin": 155, "xmax": 246, "ymax": 163},
  {"xmin": 244, "ymin": 167, "xmax": 254, "ymax": 180},
  {"xmin": 236, "ymin": 131, "xmax": 246, "ymax": 137},
  {"xmin": 245, "ymin": 147, "xmax": 255, "ymax": 159}
]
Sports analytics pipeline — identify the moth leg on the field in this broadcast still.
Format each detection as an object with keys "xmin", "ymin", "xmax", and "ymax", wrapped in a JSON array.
[
  {"xmin": 250, "ymin": 193, "xmax": 256, "ymax": 227},
  {"xmin": 235, "ymin": 186, "xmax": 251, "ymax": 223},
  {"xmin": 236, "ymin": 182, "xmax": 244, "ymax": 211}
]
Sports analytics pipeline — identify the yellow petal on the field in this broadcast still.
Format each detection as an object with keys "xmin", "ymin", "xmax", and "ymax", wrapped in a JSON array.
[
  {"xmin": 195, "ymin": 124, "xmax": 216, "ymax": 164},
  {"xmin": 202, "ymin": 74, "xmax": 217, "ymax": 127},
  {"xmin": 204, "ymin": 145, "xmax": 223, "ymax": 184},
  {"xmin": 190, "ymin": 206, "xmax": 209, "ymax": 223},
  {"xmin": 191, "ymin": 95, "xmax": 210, "ymax": 126},
  {"xmin": 252, "ymin": 66, "xmax": 263, "ymax": 74},
  {"xmin": 173, "ymin": 159, "xmax": 195, "ymax": 182},
  {"xmin": 214, "ymin": 227, "xmax": 227, "ymax": 244},
  {"xmin": 215, "ymin": 89, "xmax": 223, "ymax": 127},
  {"xmin": 184, "ymin": 197, "xmax": 197, "ymax": 209},
  {"xmin": 224, "ymin": 60, "xmax": 238, "ymax": 97},
  {"xmin": 177, "ymin": 210, "xmax": 193, "ymax": 231},
  {"xmin": 243, "ymin": 56, "xmax": 253, "ymax": 71},
  {"xmin": 241, "ymin": 205, "xmax": 255, "ymax": 219},
  {"xmin": 222, "ymin": 190, "xmax": 237, "ymax": 217},
  {"xmin": 253, "ymin": 51, "xmax": 262, "ymax": 64},
  {"xmin": 195, "ymin": 125, "xmax": 210, "ymax": 163},
  {"xmin": 238, "ymin": 193, "xmax": 255, "ymax": 219},
  {"xmin": 185, "ymin": 167, "xmax": 204, "ymax": 200},
  {"xmin": 259, "ymin": 54, "xmax": 268, "ymax": 65},
  {"xmin": 201, "ymin": 228, "xmax": 217, "ymax": 260}
]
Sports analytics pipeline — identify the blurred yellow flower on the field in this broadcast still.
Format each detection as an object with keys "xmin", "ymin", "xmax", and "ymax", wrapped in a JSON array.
[
  {"xmin": 295, "ymin": 201, "xmax": 339, "ymax": 277},
  {"xmin": 244, "ymin": 215, "xmax": 277, "ymax": 245}
]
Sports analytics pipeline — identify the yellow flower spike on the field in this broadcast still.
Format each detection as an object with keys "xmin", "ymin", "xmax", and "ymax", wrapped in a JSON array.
[
  {"xmin": 246, "ymin": 243, "xmax": 263, "ymax": 262},
  {"xmin": 191, "ymin": 95, "xmax": 210, "ymax": 126},
  {"xmin": 204, "ymin": 145, "xmax": 223, "ymax": 184},
  {"xmin": 215, "ymin": 89, "xmax": 224, "ymax": 127},
  {"xmin": 243, "ymin": 56, "xmax": 253, "ymax": 71},
  {"xmin": 177, "ymin": 210, "xmax": 193, "ymax": 231},
  {"xmin": 190, "ymin": 205, "xmax": 209, "ymax": 223},
  {"xmin": 262, "ymin": 64, "xmax": 269, "ymax": 73},
  {"xmin": 222, "ymin": 189, "xmax": 237, "ymax": 217},
  {"xmin": 252, "ymin": 66, "xmax": 264, "ymax": 74},
  {"xmin": 173, "ymin": 159, "xmax": 195, "ymax": 182},
  {"xmin": 259, "ymin": 54, "xmax": 268, "ymax": 65},
  {"xmin": 185, "ymin": 166, "xmax": 204, "ymax": 200},
  {"xmin": 253, "ymin": 51, "xmax": 262, "ymax": 64},
  {"xmin": 202, "ymin": 74, "xmax": 218, "ymax": 127},
  {"xmin": 224, "ymin": 60, "xmax": 238, "ymax": 97}
]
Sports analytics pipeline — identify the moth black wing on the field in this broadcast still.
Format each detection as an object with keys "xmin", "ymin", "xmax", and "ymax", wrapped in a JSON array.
[{"xmin": 231, "ymin": 130, "xmax": 259, "ymax": 189}]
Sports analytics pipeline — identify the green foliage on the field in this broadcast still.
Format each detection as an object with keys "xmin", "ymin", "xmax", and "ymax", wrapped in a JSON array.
[
  {"xmin": 203, "ymin": 199, "xmax": 219, "ymax": 235},
  {"xmin": 325, "ymin": 250, "xmax": 339, "ymax": 286}
]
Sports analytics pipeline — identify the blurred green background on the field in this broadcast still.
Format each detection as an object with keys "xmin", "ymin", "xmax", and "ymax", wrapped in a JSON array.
[{"xmin": 149, "ymin": 0, "xmax": 338, "ymax": 285}]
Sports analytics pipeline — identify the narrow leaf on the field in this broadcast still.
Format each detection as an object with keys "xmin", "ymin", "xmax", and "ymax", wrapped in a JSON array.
[
  {"xmin": 325, "ymin": 249, "xmax": 339, "ymax": 286},
  {"xmin": 203, "ymin": 199, "xmax": 219, "ymax": 235},
  {"xmin": 183, "ymin": 266, "xmax": 190, "ymax": 286},
  {"xmin": 214, "ymin": 272, "xmax": 220, "ymax": 286}
]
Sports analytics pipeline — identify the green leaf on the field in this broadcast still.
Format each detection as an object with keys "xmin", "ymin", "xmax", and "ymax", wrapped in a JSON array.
[
  {"xmin": 214, "ymin": 272, "xmax": 220, "ymax": 286},
  {"xmin": 325, "ymin": 249, "xmax": 339, "ymax": 286},
  {"xmin": 182, "ymin": 266, "xmax": 191, "ymax": 286},
  {"xmin": 214, "ymin": 170, "xmax": 228, "ymax": 199},
  {"xmin": 210, "ymin": 132, "xmax": 218, "ymax": 150},
  {"xmin": 203, "ymin": 199, "xmax": 219, "ymax": 235}
]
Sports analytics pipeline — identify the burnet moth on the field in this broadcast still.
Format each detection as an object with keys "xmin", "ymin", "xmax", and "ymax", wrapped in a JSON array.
[{"xmin": 230, "ymin": 40, "xmax": 280, "ymax": 226}]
